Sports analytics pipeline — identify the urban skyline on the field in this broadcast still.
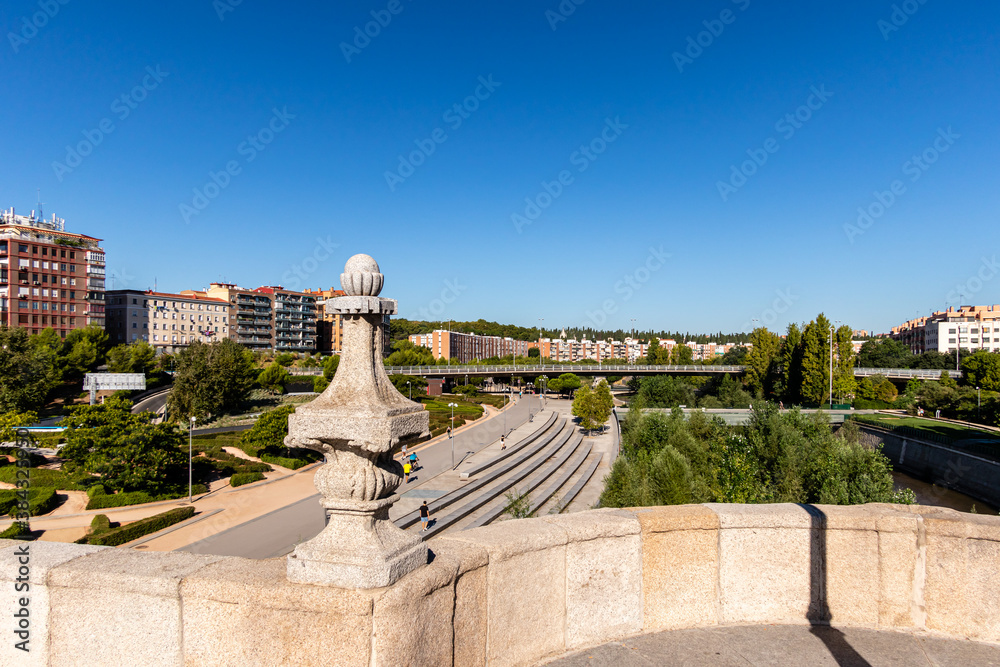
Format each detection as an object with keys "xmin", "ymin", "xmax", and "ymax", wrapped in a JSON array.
[{"xmin": 3, "ymin": 1, "xmax": 998, "ymax": 335}]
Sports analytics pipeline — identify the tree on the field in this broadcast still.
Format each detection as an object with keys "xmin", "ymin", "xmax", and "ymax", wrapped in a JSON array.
[
  {"xmin": 323, "ymin": 354, "xmax": 340, "ymax": 380},
  {"xmin": 0, "ymin": 326, "xmax": 56, "ymax": 412},
  {"xmin": 384, "ymin": 341, "xmax": 435, "ymax": 366},
  {"xmin": 61, "ymin": 325, "xmax": 109, "ymax": 378},
  {"xmin": 800, "ymin": 314, "xmax": 833, "ymax": 405},
  {"xmin": 548, "ymin": 373, "xmax": 582, "ymax": 396},
  {"xmin": 744, "ymin": 327, "xmax": 780, "ymax": 396},
  {"xmin": 962, "ymin": 351, "xmax": 1000, "ymax": 392},
  {"xmin": 107, "ymin": 340, "xmax": 157, "ymax": 374},
  {"xmin": 670, "ymin": 344, "xmax": 694, "ymax": 365},
  {"xmin": 0, "ymin": 410, "xmax": 39, "ymax": 442},
  {"xmin": 313, "ymin": 376, "xmax": 330, "ymax": 393},
  {"xmin": 258, "ymin": 362, "xmax": 291, "ymax": 394},
  {"xmin": 833, "ymin": 325, "xmax": 857, "ymax": 403},
  {"xmin": 721, "ymin": 345, "xmax": 748, "ymax": 365},
  {"xmin": 646, "ymin": 338, "xmax": 662, "ymax": 365},
  {"xmin": 856, "ymin": 338, "xmax": 912, "ymax": 369},
  {"xmin": 167, "ymin": 339, "xmax": 257, "ymax": 420},
  {"xmin": 59, "ymin": 395, "xmax": 186, "ymax": 494},
  {"xmin": 239, "ymin": 405, "xmax": 296, "ymax": 456},
  {"xmin": 782, "ymin": 323, "xmax": 804, "ymax": 404},
  {"xmin": 274, "ymin": 353, "xmax": 295, "ymax": 367}
]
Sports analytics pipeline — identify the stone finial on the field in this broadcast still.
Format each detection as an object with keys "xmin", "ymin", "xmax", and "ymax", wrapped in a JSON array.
[{"xmin": 340, "ymin": 253, "xmax": 384, "ymax": 297}]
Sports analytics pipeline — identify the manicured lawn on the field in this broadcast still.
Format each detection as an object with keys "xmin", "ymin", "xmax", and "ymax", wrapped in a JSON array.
[{"xmin": 867, "ymin": 416, "xmax": 1000, "ymax": 443}]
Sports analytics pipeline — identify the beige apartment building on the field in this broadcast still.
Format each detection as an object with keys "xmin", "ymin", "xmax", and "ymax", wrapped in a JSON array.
[
  {"xmin": 408, "ymin": 330, "xmax": 529, "ymax": 363},
  {"xmin": 105, "ymin": 289, "xmax": 231, "ymax": 354},
  {"xmin": 891, "ymin": 305, "xmax": 1000, "ymax": 354},
  {"xmin": 202, "ymin": 283, "xmax": 275, "ymax": 351},
  {"xmin": 304, "ymin": 287, "xmax": 346, "ymax": 354}
]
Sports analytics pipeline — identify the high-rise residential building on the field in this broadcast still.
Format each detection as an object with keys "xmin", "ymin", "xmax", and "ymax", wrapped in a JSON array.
[
  {"xmin": 105, "ymin": 289, "xmax": 231, "ymax": 354},
  {"xmin": 304, "ymin": 287, "xmax": 346, "ymax": 354},
  {"xmin": 408, "ymin": 330, "xmax": 529, "ymax": 363},
  {"xmin": 0, "ymin": 207, "xmax": 106, "ymax": 336},
  {"xmin": 204, "ymin": 283, "xmax": 274, "ymax": 351},
  {"xmin": 255, "ymin": 286, "xmax": 317, "ymax": 353},
  {"xmin": 891, "ymin": 305, "xmax": 1000, "ymax": 354}
]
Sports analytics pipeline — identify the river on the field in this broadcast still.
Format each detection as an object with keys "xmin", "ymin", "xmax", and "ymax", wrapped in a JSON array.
[{"xmin": 892, "ymin": 471, "xmax": 998, "ymax": 515}]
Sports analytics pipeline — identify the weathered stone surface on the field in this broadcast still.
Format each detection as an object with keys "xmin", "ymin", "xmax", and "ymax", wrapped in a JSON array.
[
  {"xmin": 543, "ymin": 510, "xmax": 643, "ymax": 648},
  {"xmin": 434, "ymin": 538, "xmax": 490, "ymax": 667},
  {"xmin": 877, "ymin": 529, "xmax": 923, "ymax": 629},
  {"xmin": 923, "ymin": 531, "xmax": 967, "ymax": 637},
  {"xmin": 823, "ymin": 528, "xmax": 879, "ymax": 627},
  {"xmin": 451, "ymin": 519, "xmax": 569, "ymax": 666},
  {"xmin": 966, "ymin": 538, "xmax": 1000, "ymax": 642},
  {"xmin": 713, "ymin": 505, "xmax": 815, "ymax": 625},
  {"xmin": 0, "ymin": 541, "xmax": 107, "ymax": 667},
  {"xmin": 181, "ymin": 557, "xmax": 374, "ymax": 667},
  {"xmin": 48, "ymin": 549, "xmax": 222, "ymax": 666},
  {"xmin": 629, "ymin": 504, "xmax": 720, "ymax": 533},
  {"xmin": 642, "ymin": 527, "xmax": 719, "ymax": 630}
]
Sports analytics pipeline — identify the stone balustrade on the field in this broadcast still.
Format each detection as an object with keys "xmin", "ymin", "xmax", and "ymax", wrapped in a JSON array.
[{"xmin": 2, "ymin": 502, "xmax": 998, "ymax": 666}]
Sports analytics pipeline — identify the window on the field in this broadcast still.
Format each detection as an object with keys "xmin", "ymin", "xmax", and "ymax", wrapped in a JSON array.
[
  {"xmin": 60, "ymin": 250, "xmax": 66, "ymax": 258},
  {"xmin": 18, "ymin": 244, "xmax": 28, "ymax": 252},
  {"xmin": 949, "ymin": 338, "xmax": 956, "ymax": 344},
  {"xmin": 153, "ymin": 335, "xmax": 158, "ymax": 341},
  {"xmin": 69, "ymin": 265, "xmax": 75, "ymax": 273},
  {"xmin": 132, "ymin": 298, "xmax": 137, "ymax": 305},
  {"xmin": 69, "ymin": 252, "xmax": 75, "ymax": 259},
  {"xmin": 132, "ymin": 322, "xmax": 137, "ymax": 329},
  {"xmin": 32, "ymin": 246, "xmax": 38, "ymax": 254}
]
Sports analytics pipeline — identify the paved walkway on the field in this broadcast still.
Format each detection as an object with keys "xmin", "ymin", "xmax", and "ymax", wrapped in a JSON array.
[{"xmin": 547, "ymin": 625, "xmax": 1000, "ymax": 666}]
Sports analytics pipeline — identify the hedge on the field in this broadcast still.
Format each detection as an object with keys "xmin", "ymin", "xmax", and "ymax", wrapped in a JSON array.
[
  {"xmin": 260, "ymin": 451, "xmax": 322, "ymax": 470},
  {"xmin": 230, "ymin": 471, "xmax": 266, "ymax": 487},
  {"xmin": 87, "ymin": 484, "xmax": 106, "ymax": 498},
  {"xmin": 0, "ymin": 522, "xmax": 31, "ymax": 539},
  {"xmin": 86, "ymin": 491, "xmax": 153, "ymax": 510},
  {"xmin": 0, "ymin": 487, "xmax": 61, "ymax": 517},
  {"xmin": 89, "ymin": 514, "xmax": 112, "ymax": 535},
  {"xmin": 80, "ymin": 507, "xmax": 196, "ymax": 546},
  {"xmin": 0, "ymin": 466, "xmax": 88, "ymax": 490}
]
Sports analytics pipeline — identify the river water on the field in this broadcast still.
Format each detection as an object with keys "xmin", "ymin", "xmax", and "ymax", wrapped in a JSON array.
[{"xmin": 892, "ymin": 471, "xmax": 998, "ymax": 515}]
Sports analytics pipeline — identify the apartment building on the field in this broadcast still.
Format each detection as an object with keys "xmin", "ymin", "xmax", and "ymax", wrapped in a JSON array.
[
  {"xmin": 304, "ymin": 287, "xmax": 345, "ymax": 354},
  {"xmin": 255, "ymin": 286, "xmax": 318, "ymax": 353},
  {"xmin": 0, "ymin": 207, "xmax": 106, "ymax": 335},
  {"xmin": 105, "ymin": 289, "xmax": 231, "ymax": 354},
  {"xmin": 408, "ymin": 330, "xmax": 529, "ymax": 363},
  {"xmin": 535, "ymin": 336, "xmax": 747, "ymax": 363},
  {"xmin": 204, "ymin": 283, "xmax": 274, "ymax": 351},
  {"xmin": 891, "ymin": 305, "xmax": 1000, "ymax": 354}
]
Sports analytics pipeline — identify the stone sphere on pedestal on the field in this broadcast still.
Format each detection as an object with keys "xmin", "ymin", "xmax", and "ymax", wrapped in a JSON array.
[{"xmin": 340, "ymin": 253, "xmax": 384, "ymax": 297}]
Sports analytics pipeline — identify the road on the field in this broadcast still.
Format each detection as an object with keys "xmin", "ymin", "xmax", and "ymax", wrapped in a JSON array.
[{"xmin": 178, "ymin": 396, "xmax": 540, "ymax": 557}]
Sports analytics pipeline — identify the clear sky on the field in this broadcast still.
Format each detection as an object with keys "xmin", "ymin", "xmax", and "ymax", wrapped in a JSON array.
[{"xmin": 3, "ymin": 1, "xmax": 998, "ymax": 336}]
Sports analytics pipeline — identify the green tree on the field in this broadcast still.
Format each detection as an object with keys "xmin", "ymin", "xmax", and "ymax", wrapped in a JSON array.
[
  {"xmin": 59, "ymin": 395, "xmax": 186, "ymax": 494},
  {"xmin": 107, "ymin": 340, "xmax": 157, "ymax": 374},
  {"xmin": 167, "ymin": 339, "xmax": 257, "ymax": 420},
  {"xmin": 856, "ymin": 338, "xmax": 913, "ymax": 369},
  {"xmin": 0, "ymin": 326, "xmax": 57, "ymax": 412},
  {"xmin": 800, "ymin": 314, "xmax": 833, "ymax": 405},
  {"xmin": 646, "ymin": 338, "xmax": 662, "ymax": 365},
  {"xmin": 744, "ymin": 327, "xmax": 781, "ymax": 396},
  {"xmin": 323, "ymin": 354, "xmax": 340, "ymax": 380},
  {"xmin": 0, "ymin": 410, "xmax": 39, "ymax": 442},
  {"xmin": 239, "ymin": 405, "xmax": 296, "ymax": 456},
  {"xmin": 962, "ymin": 351, "xmax": 1000, "ymax": 392},
  {"xmin": 833, "ymin": 325, "xmax": 857, "ymax": 403},
  {"xmin": 782, "ymin": 323, "xmax": 804, "ymax": 404},
  {"xmin": 548, "ymin": 373, "xmax": 582, "ymax": 396},
  {"xmin": 313, "ymin": 376, "xmax": 330, "ymax": 393},
  {"xmin": 721, "ymin": 345, "xmax": 748, "ymax": 365},
  {"xmin": 61, "ymin": 325, "xmax": 109, "ymax": 378},
  {"xmin": 274, "ymin": 352, "xmax": 295, "ymax": 367},
  {"xmin": 258, "ymin": 362, "xmax": 291, "ymax": 393}
]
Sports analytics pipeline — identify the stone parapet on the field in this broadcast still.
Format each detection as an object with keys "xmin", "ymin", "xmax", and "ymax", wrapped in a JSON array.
[{"xmin": 2, "ymin": 503, "xmax": 998, "ymax": 665}]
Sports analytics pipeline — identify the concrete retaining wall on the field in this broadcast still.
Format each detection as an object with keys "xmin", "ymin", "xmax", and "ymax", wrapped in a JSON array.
[
  {"xmin": 2, "ymin": 503, "xmax": 998, "ymax": 666},
  {"xmin": 857, "ymin": 424, "xmax": 1000, "ymax": 508}
]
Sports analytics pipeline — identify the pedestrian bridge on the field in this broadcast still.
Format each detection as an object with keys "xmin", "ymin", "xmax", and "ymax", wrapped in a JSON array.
[{"xmin": 375, "ymin": 364, "xmax": 947, "ymax": 381}]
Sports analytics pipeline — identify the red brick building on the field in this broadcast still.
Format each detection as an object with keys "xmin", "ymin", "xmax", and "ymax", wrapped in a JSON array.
[{"xmin": 0, "ymin": 207, "xmax": 106, "ymax": 337}]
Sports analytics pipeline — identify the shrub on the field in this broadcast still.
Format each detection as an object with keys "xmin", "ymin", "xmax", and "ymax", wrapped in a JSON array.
[
  {"xmin": 0, "ymin": 522, "xmax": 31, "ymax": 539},
  {"xmin": 87, "ymin": 484, "xmax": 106, "ymax": 498},
  {"xmin": 1, "ymin": 487, "xmax": 61, "ymax": 517},
  {"xmin": 90, "ymin": 514, "xmax": 112, "ymax": 535},
  {"xmin": 313, "ymin": 376, "xmax": 330, "ymax": 393},
  {"xmin": 259, "ymin": 451, "xmax": 322, "ymax": 470},
  {"xmin": 230, "ymin": 471, "xmax": 266, "ymax": 487},
  {"xmin": 239, "ymin": 406, "xmax": 296, "ymax": 457},
  {"xmin": 86, "ymin": 491, "xmax": 153, "ymax": 510},
  {"xmin": 81, "ymin": 507, "xmax": 196, "ymax": 546}
]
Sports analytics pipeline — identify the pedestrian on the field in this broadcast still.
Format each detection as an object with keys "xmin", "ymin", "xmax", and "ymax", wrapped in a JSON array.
[
  {"xmin": 447, "ymin": 426, "xmax": 452, "ymax": 439},
  {"xmin": 402, "ymin": 443, "xmax": 407, "ymax": 458},
  {"xmin": 409, "ymin": 451, "xmax": 418, "ymax": 471},
  {"xmin": 419, "ymin": 501, "xmax": 430, "ymax": 531},
  {"xmin": 779, "ymin": 401, "xmax": 784, "ymax": 410},
  {"xmin": 403, "ymin": 461, "xmax": 412, "ymax": 483},
  {"xmin": 500, "ymin": 434, "xmax": 506, "ymax": 450}
]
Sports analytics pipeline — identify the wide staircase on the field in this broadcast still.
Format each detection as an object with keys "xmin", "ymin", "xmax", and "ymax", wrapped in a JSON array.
[{"xmin": 394, "ymin": 412, "xmax": 603, "ymax": 538}]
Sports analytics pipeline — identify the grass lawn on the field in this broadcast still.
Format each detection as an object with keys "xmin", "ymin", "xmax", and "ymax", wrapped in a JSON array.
[
  {"xmin": 417, "ymin": 395, "xmax": 485, "ymax": 437},
  {"xmin": 867, "ymin": 415, "xmax": 1000, "ymax": 443}
]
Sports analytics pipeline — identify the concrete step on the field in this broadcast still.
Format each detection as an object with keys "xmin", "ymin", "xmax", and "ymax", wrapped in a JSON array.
[
  {"xmin": 394, "ymin": 418, "xmax": 568, "ymax": 530},
  {"xmin": 559, "ymin": 452, "xmax": 604, "ymax": 512},
  {"xmin": 417, "ymin": 423, "xmax": 578, "ymax": 538},
  {"xmin": 460, "ymin": 411, "xmax": 559, "ymax": 479},
  {"xmin": 526, "ymin": 441, "xmax": 593, "ymax": 517}
]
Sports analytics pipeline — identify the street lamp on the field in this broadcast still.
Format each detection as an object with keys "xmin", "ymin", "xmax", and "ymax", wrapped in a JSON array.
[
  {"xmin": 448, "ymin": 402, "xmax": 458, "ymax": 467},
  {"xmin": 188, "ymin": 416, "xmax": 196, "ymax": 503},
  {"xmin": 829, "ymin": 324, "xmax": 834, "ymax": 409},
  {"xmin": 406, "ymin": 380, "xmax": 411, "ymax": 400},
  {"xmin": 538, "ymin": 318, "xmax": 544, "ymax": 367}
]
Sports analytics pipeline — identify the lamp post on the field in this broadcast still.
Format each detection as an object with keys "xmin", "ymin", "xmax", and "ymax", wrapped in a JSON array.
[
  {"xmin": 188, "ymin": 416, "xmax": 196, "ymax": 503},
  {"xmin": 448, "ymin": 402, "xmax": 457, "ymax": 467},
  {"xmin": 406, "ymin": 380, "xmax": 411, "ymax": 400},
  {"xmin": 829, "ymin": 325, "xmax": 834, "ymax": 410},
  {"xmin": 538, "ymin": 318, "xmax": 544, "ymax": 368}
]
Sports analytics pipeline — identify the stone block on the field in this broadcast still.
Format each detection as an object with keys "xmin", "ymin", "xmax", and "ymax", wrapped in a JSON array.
[
  {"xmin": 877, "ymin": 529, "xmax": 922, "ymax": 629},
  {"xmin": 372, "ymin": 552, "xmax": 457, "ymax": 667},
  {"xmin": 823, "ymin": 528, "xmax": 879, "ymax": 627},
  {"xmin": 434, "ymin": 538, "xmax": 491, "ymax": 667},
  {"xmin": 964, "ymin": 537, "xmax": 1000, "ymax": 642},
  {"xmin": 449, "ymin": 518, "xmax": 568, "ymax": 667},
  {"xmin": 0, "ymin": 541, "xmax": 107, "ymax": 667},
  {"xmin": 923, "ymin": 531, "xmax": 967, "ymax": 637},
  {"xmin": 181, "ymin": 557, "xmax": 374, "ymax": 667},
  {"xmin": 47, "ymin": 548, "xmax": 222, "ymax": 667},
  {"xmin": 629, "ymin": 504, "xmax": 719, "ymax": 533},
  {"xmin": 713, "ymin": 504, "xmax": 815, "ymax": 625},
  {"xmin": 543, "ymin": 510, "xmax": 643, "ymax": 648}
]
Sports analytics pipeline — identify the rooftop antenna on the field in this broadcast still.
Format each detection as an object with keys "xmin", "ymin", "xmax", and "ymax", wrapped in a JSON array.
[{"xmin": 36, "ymin": 189, "xmax": 44, "ymax": 222}]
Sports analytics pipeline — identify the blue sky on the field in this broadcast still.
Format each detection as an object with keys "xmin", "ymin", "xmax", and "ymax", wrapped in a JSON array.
[{"xmin": 2, "ymin": 1, "xmax": 998, "ymax": 336}]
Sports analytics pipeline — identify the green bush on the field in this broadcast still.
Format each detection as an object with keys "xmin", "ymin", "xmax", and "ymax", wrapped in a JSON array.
[
  {"xmin": 87, "ymin": 484, "xmax": 106, "ymax": 498},
  {"xmin": 0, "ymin": 466, "xmax": 88, "ymax": 490},
  {"xmin": 81, "ymin": 507, "xmax": 196, "ymax": 546},
  {"xmin": 239, "ymin": 406, "xmax": 296, "ymax": 457},
  {"xmin": 259, "ymin": 451, "xmax": 322, "ymax": 470},
  {"xmin": 90, "ymin": 514, "xmax": 112, "ymax": 535},
  {"xmin": 853, "ymin": 399, "xmax": 893, "ymax": 410},
  {"xmin": 313, "ymin": 376, "xmax": 330, "ymax": 393},
  {"xmin": 86, "ymin": 491, "xmax": 153, "ymax": 510},
  {"xmin": 0, "ymin": 522, "xmax": 31, "ymax": 539},
  {"xmin": 0, "ymin": 487, "xmax": 61, "ymax": 517},
  {"xmin": 230, "ymin": 471, "xmax": 266, "ymax": 487}
]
